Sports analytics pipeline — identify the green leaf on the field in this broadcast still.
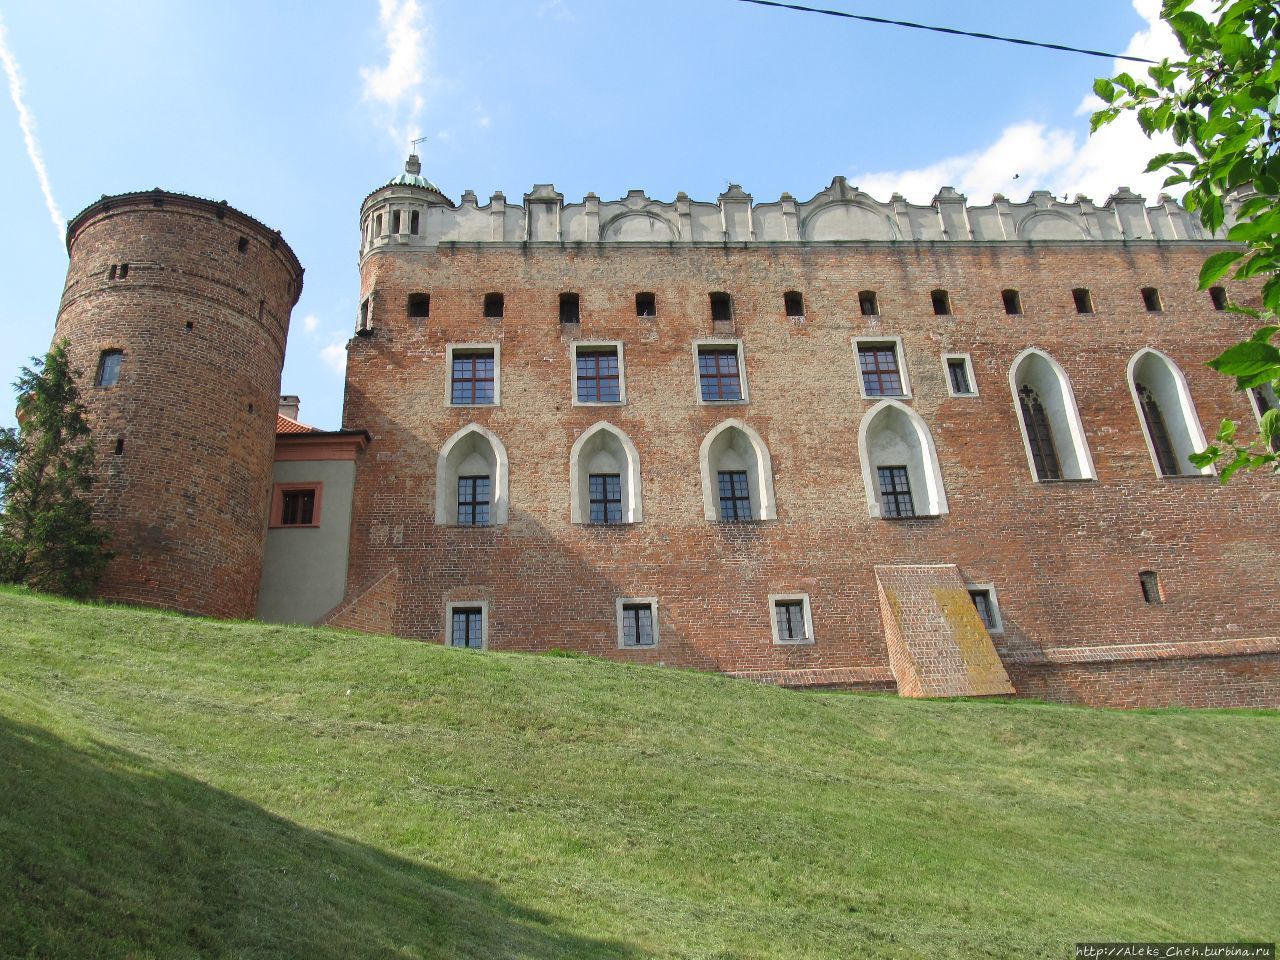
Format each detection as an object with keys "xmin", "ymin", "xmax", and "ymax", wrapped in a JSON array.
[
  {"xmin": 1261, "ymin": 273, "xmax": 1280, "ymax": 314},
  {"xmin": 1261, "ymin": 409, "xmax": 1280, "ymax": 447},
  {"xmin": 1198, "ymin": 249, "xmax": 1245, "ymax": 287},
  {"xmin": 1093, "ymin": 78, "xmax": 1117, "ymax": 103},
  {"xmin": 1216, "ymin": 418, "xmax": 1238, "ymax": 443},
  {"xmin": 1188, "ymin": 447, "xmax": 1221, "ymax": 469},
  {"xmin": 1206, "ymin": 340, "xmax": 1280, "ymax": 378},
  {"xmin": 1249, "ymin": 326, "xmax": 1279, "ymax": 343}
]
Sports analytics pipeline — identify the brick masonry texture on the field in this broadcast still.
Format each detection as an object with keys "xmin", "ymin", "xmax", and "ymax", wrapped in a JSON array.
[
  {"xmin": 55, "ymin": 193, "xmax": 302, "ymax": 619},
  {"xmin": 340, "ymin": 239, "xmax": 1280, "ymax": 708}
]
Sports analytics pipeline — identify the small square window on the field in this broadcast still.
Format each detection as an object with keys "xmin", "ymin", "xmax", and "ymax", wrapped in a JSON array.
[
  {"xmin": 966, "ymin": 585, "xmax": 1003, "ymax": 634},
  {"xmin": 448, "ymin": 345, "xmax": 499, "ymax": 406},
  {"xmin": 447, "ymin": 602, "xmax": 488, "ymax": 649},
  {"xmin": 1141, "ymin": 287, "xmax": 1162, "ymax": 312},
  {"xmin": 560, "ymin": 292, "xmax": 580, "ymax": 324},
  {"xmin": 695, "ymin": 341, "xmax": 747, "ymax": 403},
  {"xmin": 617, "ymin": 598, "xmax": 659, "ymax": 648},
  {"xmin": 270, "ymin": 483, "xmax": 322, "ymax": 528},
  {"xmin": 407, "ymin": 293, "xmax": 430, "ymax": 318},
  {"xmin": 943, "ymin": 354, "xmax": 977, "ymax": 397},
  {"xmin": 710, "ymin": 292, "xmax": 734, "ymax": 326},
  {"xmin": 784, "ymin": 291, "xmax": 805, "ymax": 318},
  {"xmin": 856, "ymin": 340, "xmax": 908, "ymax": 398},
  {"xmin": 95, "ymin": 350, "xmax": 123, "ymax": 387},
  {"xmin": 1072, "ymin": 288, "xmax": 1094, "ymax": 314},
  {"xmin": 636, "ymin": 292, "xmax": 656, "ymax": 317},
  {"xmin": 483, "ymin": 292, "xmax": 504, "ymax": 319},
  {"xmin": 769, "ymin": 593, "xmax": 814, "ymax": 645},
  {"xmin": 574, "ymin": 344, "xmax": 623, "ymax": 404},
  {"xmin": 859, "ymin": 290, "xmax": 879, "ymax": 316},
  {"xmin": 1002, "ymin": 289, "xmax": 1022, "ymax": 315},
  {"xmin": 931, "ymin": 289, "xmax": 951, "ymax": 316}
]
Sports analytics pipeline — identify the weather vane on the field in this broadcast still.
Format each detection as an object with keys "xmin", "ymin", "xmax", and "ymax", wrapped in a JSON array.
[{"xmin": 411, "ymin": 136, "xmax": 428, "ymax": 155}]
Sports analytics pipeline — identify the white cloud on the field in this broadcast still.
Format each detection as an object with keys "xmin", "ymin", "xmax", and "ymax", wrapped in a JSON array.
[
  {"xmin": 850, "ymin": 0, "xmax": 1186, "ymax": 204},
  {"xmin": 360, "ymin": 0, "xmax": 432, "ymax": 149},
  {"xmin": 320, "ymin": 339, "xmax": 347, "ymax": 376},
  {"xmin": 0, "ymin": 14, "xmax": 63, "ymax": 242},
  {"xmin": 302, "ymin": 313, "xmax": 319, "ymax": 334}
]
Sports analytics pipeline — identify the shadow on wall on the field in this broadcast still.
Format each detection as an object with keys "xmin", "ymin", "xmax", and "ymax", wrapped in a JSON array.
[{"xmin": 0, "ymin": 714, "xmax": 638, "ymax": 960}]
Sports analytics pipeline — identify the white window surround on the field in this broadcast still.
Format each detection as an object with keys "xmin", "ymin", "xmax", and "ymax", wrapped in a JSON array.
[
  {"xmin": 435, "ymin": 424, "xmax": 510, "ymax": 525},
  {"xmin": 942, "ymin": 353, "xmax": 979, "ymax": 397},
  {"xmin": 1253, "ymin": 383, "xmax": 1280, "ymax": 424},
  {"xmin": 965, "ymin": 582, "xmax": 1004, "ymax": 635},
  {"xmin": 699, "ymin": 419, "xmax": 777, "ymax": 521},
  {"xmin": 570, "ymin": 340, "xmax": 627, "ymax": 406},
  {"xmin": 445, "ymin": 342, "xmax": 501, "ymax": 407},
  {"xmin": 769, "ymin": 593, "xmax": 815, "ymax": 645},
  {"xmin": 1126, "ymin": 348, "xmax": 1214, "ymax": 477},
  {"xmin": 1008, "ymin": 347, "xmax": 1097, "ymax": 481},
  {"xmin": 444, "ymin": 599, "xmax": 489, "ymax": 649},
  {"xmin": 857, "ymin": 399, "xmax": 949, "ymax": 519},
  {"xmin": 692, "ymin": 337, "xmax": 750, "ymax": 405},
  {"xmin": 569, "ymin": 422, "xmax": 644, "ymax": 524},
  {"xmin": 853, "ymin": 335, "xmax": 913, "ymax": 400},
  {"xmin": 616, "ymin": 597, "xmax": 660, "ymax": 649}
]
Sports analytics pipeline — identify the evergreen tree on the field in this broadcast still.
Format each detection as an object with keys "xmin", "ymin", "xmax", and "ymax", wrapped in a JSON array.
[{"xmin": 0, "ymin": 340, "xmax": 111, "ymax": 596}]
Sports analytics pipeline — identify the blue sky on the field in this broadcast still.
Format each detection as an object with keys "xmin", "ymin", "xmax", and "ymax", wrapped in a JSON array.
[{"xmin": 0, "ymin": 0, "xmax": 1177, "ymax": 431}]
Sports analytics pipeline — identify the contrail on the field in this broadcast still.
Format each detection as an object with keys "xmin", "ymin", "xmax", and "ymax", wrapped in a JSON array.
[{"xmin": 0, "ymin": 14, "xmax": 64, "ymax": 244}]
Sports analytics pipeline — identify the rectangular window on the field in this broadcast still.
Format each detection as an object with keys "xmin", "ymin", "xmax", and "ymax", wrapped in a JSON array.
[
  {"xmin": 483, "ymin": 292, "xmax": 504, "ymax": 319},
  {"xmin": 588, "ymin": 473, "xmax": 623, "ymax": 524},
  {"xmin": 946, "ymin": 356, "xmax": 974, "ymax": 396},
  {"xmin": 877, "ymin": 466, "xmax": 915, "ymax": 519},
  {"xmin": 270, "ymin": 483, "xmax": 323, "ymax": 528},
  {"xmin": 859, "ymin": 290, "xmax": 879, "ymax": 316},
  {"xmin": 858, "ymin": 345, "xmax": 903, "ymax": 397},
  {"xmin": 636, "ymin": 292, "xmax": 656, "ymax": 317},
  {"xmin": 457, "ymin": 475, "xmax": 491, "ymax": 527},
  {"xmin": 1139, "ymin": 570, "xmax": 1162, "ymax": 605},
  {"xmin": 1072, "ymin": 288, "xmax": 1094, "ymax": 314},
  {"xmin": 770, "ymin": 593, "xmax": 814, "ymax": 644},
  {"xmin": 969, "ymin": 590, "xmax": 996, "ymax": 630},
  {"xmin": 710, "ymin": 292, "xmax": 733, "ymax": 325},
  {"xmin": 451, "ymin": 351, "xmax": 496, "ymax": 405},
  {"xmin": 931, "ymin": 289, "xmax": 951, "ymax": 315},
  {"xmin": 576, "ymin": 348, "xmax": 621, "ymax": 403},
  {"xmin": 1209, "ymin": 286, "xmax": 1228, "ymax": 311},
  {"xmin": 1002, "ymin": 289, "xmax": 1022, "ymax": 315},
  {"xmin": 450, "ymin": 607, "xmax": 485, "ymax": 648},
  {"xmin": 698, "ymin": 347, "xmax": 743, "ymax": 402},
  {"xmin": 410, "ymin": 210, "xmax": 420, "ymax": 235},
  {"xmin": 620, "ymin": 602, "xmax": 656, "ymax": 647},
  {"xmin": 391, "ymin": 210, "xmax": 401, "ymax": 234},
  {"xmin": 560, "ymin": 292, "xmax": 580, "ymax": 324},
  {"xmin": 1141, "ymin": 287, "xmax": 1162, "ymax": 312},
  {"xmin": 96, "ymin": 350, "xmax": 123, "ymax": 387},
  {"xmin": 407, "ymin": 293, "xmax": 430, "ymax": 318},
  {"xmin": 717, "ymin": 470, "xmax": 752, "ymax": 522},
  {"xmin": 784, "ymin": 291, "xmax": 804, "ymax": 318}
]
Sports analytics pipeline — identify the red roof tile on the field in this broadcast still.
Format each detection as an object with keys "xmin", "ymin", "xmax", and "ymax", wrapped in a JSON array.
[{"xmin": 276, "ymin": 413, "xmax": 319, "ymax": 434}]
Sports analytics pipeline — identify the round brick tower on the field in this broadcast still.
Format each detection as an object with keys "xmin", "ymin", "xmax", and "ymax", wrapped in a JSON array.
[{"xmin": 54, "ymin": 190, "xmax": 304, "ymax": 618}]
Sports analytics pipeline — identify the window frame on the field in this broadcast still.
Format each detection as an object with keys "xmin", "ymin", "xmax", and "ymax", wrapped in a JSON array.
[
  {"xmin": 269, "ymin": 482, "xmax": 324, "ymax": 529},
  {"xmin": 444, "ymin": 599, "xmax": 489, "ymax": 649},
  {"xmin": 456, "ymin": 474, "xmax": 492, "ymax": 527},
  {"xmin": 965, "ymin": 582, "xmax": 1004, "ymax": 635},
  {"xmin": 853, "ymin": 336, "xmax": 913, "ymax": 400},
  {"xmin": 768, "ymin": 593, "xmax": 815, "ymax": 646},
  {"xmin": 570, "ymin": 340, "xmax": 627, "ymax": 407},
  {"xmin": 692, "ymin": 338, "xmax": 750, "ymax": 406},
  {"xmin": 716, "ymin": 469, "xmax": 753, "ymax": 523},
  {"xmin": 95, "ymin": 349, "xmax": 124, "ymax": 388},
  {"xmin": 445, "ymin": 343, "xmax": 501, "ymax": 407},
  {"xmin": 942, "ymin": 353, "xmax": 978, "ymax": 397},
  {"xmin": 616, "ymin": 597, "xmax": 660, "ymax": 649}
]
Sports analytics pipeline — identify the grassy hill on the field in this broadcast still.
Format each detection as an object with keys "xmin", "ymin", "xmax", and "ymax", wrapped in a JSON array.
[{"xmin": 0, "ymin": 587, "xmax": 1276, "ymax": 959}]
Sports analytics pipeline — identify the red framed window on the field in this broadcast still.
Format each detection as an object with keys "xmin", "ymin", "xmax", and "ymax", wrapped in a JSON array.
[
  {"xmin": 576, "ymin": 349, "xmax": 621, "ymax": 403},
  {"xmin": 858, "ymin": 345, "xmax": 903, "ymax": 397},
  {"xmin": 270, "ymin": 483, "xmax": 323, "ymax": 528},
  {"xmin": 451, "ymin": 351, "xmax": 495, "ymax": 405},
  {"xmin": 698, "ymin": 348, "xmax": 742, "ymax": 401}
]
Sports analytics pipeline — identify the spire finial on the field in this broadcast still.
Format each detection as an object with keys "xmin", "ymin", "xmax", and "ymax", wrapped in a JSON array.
[{"xmin": 407, "ymin": 136, "xmax": 428, "ymax": 176}]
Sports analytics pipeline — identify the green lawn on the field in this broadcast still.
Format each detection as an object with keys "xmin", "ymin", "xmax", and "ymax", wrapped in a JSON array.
[{"xmin": 0, "ymin": 587, "xmax": 1275, "ymax": 959}]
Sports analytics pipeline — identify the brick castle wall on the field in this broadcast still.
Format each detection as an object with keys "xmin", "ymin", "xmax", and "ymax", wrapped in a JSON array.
[
  {"xmin": 338, "ymin": 239, "xmax": 1280, "ymax": 706},
  {"xmin": 54, "ymin": 193, "xmax": 303, "ymax": 618}
]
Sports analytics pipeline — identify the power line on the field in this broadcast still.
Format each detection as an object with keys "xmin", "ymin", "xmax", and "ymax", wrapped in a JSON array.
[{"xmin": 732, "ymin": 0, "xmax": 1157, "ymax": 65}]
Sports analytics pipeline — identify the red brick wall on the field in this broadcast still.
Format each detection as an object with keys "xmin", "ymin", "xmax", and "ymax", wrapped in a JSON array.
[
  {"xmin": 1008, "ymin": 655, "xmax": 1280, "ymax": 709},
  {"xmin": 54, "ymin": 193, "xmax": 303, "ymax": 618},
  {"xmin": 340, "ymin": 239, "xmax": 1280, "ymax": 703}
]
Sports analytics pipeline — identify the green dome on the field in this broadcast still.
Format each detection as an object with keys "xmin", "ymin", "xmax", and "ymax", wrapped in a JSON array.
[{"xmin": 388, "ymin": 154, "xmax": 438, "ymax": 192}]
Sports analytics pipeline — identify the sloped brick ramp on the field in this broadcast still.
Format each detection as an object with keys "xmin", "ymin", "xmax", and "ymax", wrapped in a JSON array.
[
  {"xmin": 323, "ymin": 568, "xmax": 399, "ymax": 635},
  {"xmin": 874, "ymin": 564, "xmax": 1015, "ymax": 698}
]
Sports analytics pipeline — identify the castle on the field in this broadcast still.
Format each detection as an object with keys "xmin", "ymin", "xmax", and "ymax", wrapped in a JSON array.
[{"xmin": 52, "ymin": 156, "xmax": 1280, "ymax": 708}]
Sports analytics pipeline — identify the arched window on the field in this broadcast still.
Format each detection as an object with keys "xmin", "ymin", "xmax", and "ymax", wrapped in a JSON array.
[
  {"xmin": 857, "ymin": 399, "xmax": 948, "ymax": 519},
  {"xmin": 435, "ymin": 425, "xmax": 509, "ymax": 526},
  {"xmin": 699, "ymin": 420, "xmax": 776, "ymax": 522},
  {"xmin": 569, "ymin": 423, "xmax": 642, "ymax": 524},
  {"xmin": 1127, "ymin": 349, "xmax": 1212, "ymax": 477},
  {"xmin": 1009, "ymin": 349, "xmax": 1095, "ymax": 481}
]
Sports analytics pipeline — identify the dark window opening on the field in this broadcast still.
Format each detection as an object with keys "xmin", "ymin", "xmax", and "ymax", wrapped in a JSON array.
[
  {"xmin": 483, "ymin": 292, "xmax": 504, "ymax": 319},
  {"xmin": 576, "ymin": 348, "xmax": 621, "ymax": 403},
  {"xmin": 636, "ymin": 292, "xmax": 656, "ymax": 317},
  {"xmin": 410, "ymin": 210, "xmax": 420, "ymax": 235},
  {"xmin": 1209, "ymin": 286, "xmax": 1228, "ymax": 311},
  {"xmin": 237, "ymin": 236, "xmax": 249, "ymax": 253},
  {"xmin": 858, "ymin": 345, "xmax": 903, "ymax": 397},
  {"xmin": 931, "ymin": 289, "xmax": 951, "ymax": 315},
  {"xmin": 407, "ymin": 293, "xmax": 430, "ymax": 318},
  {"xmin": 1139, "ymin": 570, "xmax": 1162, "ymax": 605},
  {"xmin": 450, "ymin": 607, "xmax": 484, "ymax": 648},
  {"xmin": 118, "ymin": 263, "xmax": 129, "ymax": 280},
  {"xmin": 559, "ymin": 292, "xmax": 580, "ymax": 324},
  {"xmin": 1136, "ymin": 383, "xmax": 1182, "ymax": 476},
  {"xmin": 878, "ymin": 466, "xmax": 915, "ymax": 519},
  {"xmin": 621, "ymin": 603, "xmax": 655, "ymax": 646},
  {"xmin": 859, "ymin": 290, "xmax": 879, "ymax": 316},
  {"xmin": 784, "ymin": 291, "xmax": 805, "ymax": 318},
  {"xmin": 248, "ymin": 403, "xmax": 255, "ymax": 414},
  {"xmin": 280, "ymin": 488, "xmax": 316, "ymax": 526},
  {"xmin": 451, "ymin": 351, "xmax": 496, "ymax": 405},
  {"xmin": 95, "ymin": 350, "xmax": 123, "ymax": 387},
  {"xmin": 774, "ymin": 601, "xmax": 808, "ymax": 642},
  {"xmin": 710, "ymin": 292, "xmax": 733, "ymax": 325},
  {"xmin": 969, "ymin": 590, "xmax": 996, "ymax": 630},
  {"xmin": 108, "ymin": 264, "xmax": 117, "ymax": 281},
  {"xmin": 698, "ymin": 347, "xmax": 742, "ymax": 402},
  {"xmin": 114, "ymin": 437, "xmax": 125, "ymax": 456},
  {"xmin": 1072, "ymin": 287, "xmax": 1093, "ymax": 314},
  {"xmin": 1002, "ymin": 289, "xmax": 1022, "ymax": 315},
  {"xmin": 391, "ymin": 210, "xmax": 401, "ymax": 234},
  {"xmin": 1141, "ymin": 287, "xmax": 1163, "ymax": 312},
  {"xmin": 457, "ymin": 475, "xmax": 491, "ymax": 527},
  {"xmin": 358, "ymin": 298, "xmax": 371, "ymax": 331},
  {"xmin": 588, "ymin": 473, "xmax": 623, "ymax": 524},
  {"xmin": 185, "ymin": 320, "xmax": 194, "ymax": 331},
  {"xmin": 1018, "ymin": 385, "xmax": 1062, "ymax": 480},
  {"xmin": 947, "ymin": 358, "xmax": 973, "ymax": 395},
  {"xmin": 374, "ymin": 214, "xmax": 383, "ymax": 235},
  {"xmin": 717, "ymin": 470, "xmax": 752, "ymax": 522}
]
